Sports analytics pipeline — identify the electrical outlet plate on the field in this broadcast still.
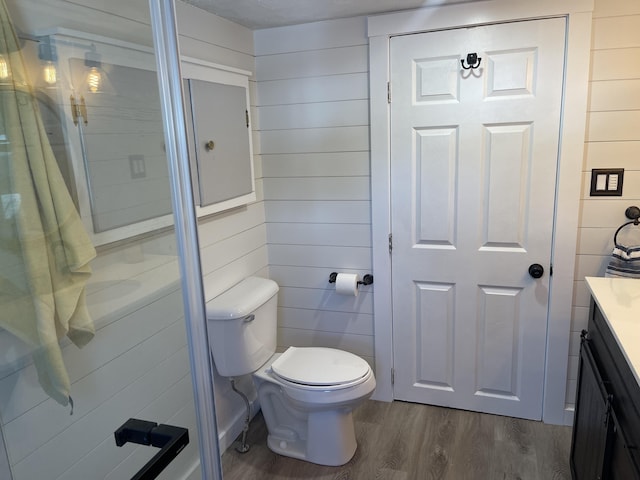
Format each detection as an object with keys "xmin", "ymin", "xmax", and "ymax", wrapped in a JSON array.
[{"xmin": 590, "ymin": 168, "xmax": 624, "ymax": 197}]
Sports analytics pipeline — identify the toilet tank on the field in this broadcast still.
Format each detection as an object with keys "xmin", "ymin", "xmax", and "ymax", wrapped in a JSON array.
[{"xmin": 206, "ymin": 276, "xmax": 279, "ymax": 377}]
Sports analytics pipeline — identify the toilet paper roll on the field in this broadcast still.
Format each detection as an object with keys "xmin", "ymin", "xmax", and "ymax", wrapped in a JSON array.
[{"xmin": 335, "ymin": 273, "xmax": 360, "ymax": 296}]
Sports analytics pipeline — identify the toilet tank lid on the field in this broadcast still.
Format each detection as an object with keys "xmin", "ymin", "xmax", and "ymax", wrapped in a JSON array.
[{"xmin": 206, "ymin": 277, "xmax": 279, "ymax": 320}]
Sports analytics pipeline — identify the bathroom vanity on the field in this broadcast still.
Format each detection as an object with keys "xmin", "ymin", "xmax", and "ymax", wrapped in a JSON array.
[{"xmin": 570, "ymin": 277, "xmax": 640, "ymax": 479}]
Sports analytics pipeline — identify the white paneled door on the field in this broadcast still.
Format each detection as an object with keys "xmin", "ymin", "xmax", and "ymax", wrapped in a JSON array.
[{"xmin": 390, "ymin": 18, "xmax": 566, "ymax": 420}]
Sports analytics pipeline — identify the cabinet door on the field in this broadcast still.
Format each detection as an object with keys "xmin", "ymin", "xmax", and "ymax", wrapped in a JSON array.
[
  {"xmin": 570, "ymin": 339, "xmax": 612, "ymax": 480},
  {"xmin": 187, "ymin": 79, "xmax": 253, "ymax": 207},
  {"xmin": 608, "ymin": 410, "xmax": 640, "ymax": 480}
]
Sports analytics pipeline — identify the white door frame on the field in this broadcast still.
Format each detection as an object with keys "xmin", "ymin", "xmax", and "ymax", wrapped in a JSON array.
[{"xmin": 368, "ymin": 0, "xmax": 593, "ymax": 425}]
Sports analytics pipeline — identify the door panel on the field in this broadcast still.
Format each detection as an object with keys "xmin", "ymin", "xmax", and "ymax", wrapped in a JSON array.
[
  {"xmin": 415, "ymin": 127, "xmax": 458, "ymax": 246},
  {"xmin": 415, "ymin": 56, "xmax": 460, "ymax": 103},
  {"xmin": 481, "ymin": 122, "xmax": 531, "ymax": 249},
  {"xmin": 415, "ymin": 282, "xmax": 455, "ymax": 391},
  {"xmin": 391, "ymin": 18, "xmax": 566, "ymax": 419},
  {"xmin": 476, "ymin": 285, "xmax": 522, "ymax": 398},
  {"xmin": 485, "ymin": 48, "xmax": 537, "ymax": 98}
]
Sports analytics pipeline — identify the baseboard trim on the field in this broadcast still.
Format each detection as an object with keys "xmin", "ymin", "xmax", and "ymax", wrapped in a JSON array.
[
  {"xmin": 179, "ymin": 396, "xmax": 261, "ymax": 479},
  {"xmin": 218, "ymin": 396, "xmax": 261, "ymax": 453},
  {"xmin": 563, "ymin": 406, "xmax": 575, "ymax": 426}
]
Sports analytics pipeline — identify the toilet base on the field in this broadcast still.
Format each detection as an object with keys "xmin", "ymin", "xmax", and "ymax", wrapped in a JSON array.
[
  {"xmin": 252, "ymin": 349, "xmax": 375, "ymax": 466},
  {"xmin": 266, "ymin": 409, "xmax": 357, "ymax": 466}
]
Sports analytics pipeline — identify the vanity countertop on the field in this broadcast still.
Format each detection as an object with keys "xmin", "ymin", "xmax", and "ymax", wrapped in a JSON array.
[{"xmin": 585, "ymin": 276, "xmax": 640, "ymax": 387}]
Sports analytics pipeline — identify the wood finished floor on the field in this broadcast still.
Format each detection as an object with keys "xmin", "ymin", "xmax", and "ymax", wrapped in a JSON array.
[{"xmin": 221, "ymin": 400, "xmax": 572, "ymax": 480}]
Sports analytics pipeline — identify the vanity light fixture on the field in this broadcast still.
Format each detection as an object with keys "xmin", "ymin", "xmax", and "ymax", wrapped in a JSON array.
[
  {"xmin": 43, "ymin": 61, "xmax": 56, "ymax": 85},
  {"xmin": 84, "ymin": 44, "xmax": 110, "ymax": 93},
  {"xmin": 38, "ymin": 38, "xmax": 57, "ymax": 86}
]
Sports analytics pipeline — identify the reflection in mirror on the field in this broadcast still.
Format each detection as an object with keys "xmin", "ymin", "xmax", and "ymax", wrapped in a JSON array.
[
  {"xmin": 67, "ymin": 58, "xmax": 171, "ymax": 233},
  {"xmin": 0, "ymin": 0, "xmax": 97, "ymax": 412},
  {"xmin": 1, "ymin": 2, "xmax": 199, "ymax": 479},
  {"xmin": 39, "ymin": 33, "xmax": 256, "ymax": 245},
  {"xmin": 35, "ymin": 31, "xmax": 177, "ymax": 245}
]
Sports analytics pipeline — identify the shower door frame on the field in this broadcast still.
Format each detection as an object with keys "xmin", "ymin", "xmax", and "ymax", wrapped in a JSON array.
[{"xmin": 149, "ymin": 1, "xmax": 223, "ymax": 479}]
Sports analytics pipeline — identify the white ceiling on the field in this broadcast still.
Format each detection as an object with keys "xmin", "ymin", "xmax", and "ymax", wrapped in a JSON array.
[{"xmin": 180, "ymin": 0, "xmax": 486, "ymax": 30}]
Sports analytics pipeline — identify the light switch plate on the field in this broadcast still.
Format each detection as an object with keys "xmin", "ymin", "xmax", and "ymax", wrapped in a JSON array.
[
  {"xmin": 590, "ymin": 168, "xmax": 624, "ymax": 196},
  {"xmin": 129, "ymin": 154, "xmax": 146, "ymax": 179}
]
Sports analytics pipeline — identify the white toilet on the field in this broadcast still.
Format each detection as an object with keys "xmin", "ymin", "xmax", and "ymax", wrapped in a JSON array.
[{"xmin": 206, "ymin": 276, "xmax": 376, "ymax": 466}]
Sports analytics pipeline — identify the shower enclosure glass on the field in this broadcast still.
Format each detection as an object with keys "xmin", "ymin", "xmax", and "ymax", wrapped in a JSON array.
[{"xmin": 0, "ymin": 0, "xmax": 221, "ymax": 478}]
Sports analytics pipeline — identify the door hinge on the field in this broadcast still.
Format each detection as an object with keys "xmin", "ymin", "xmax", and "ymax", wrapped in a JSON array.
[
  {"xmin": 550, "ymin": 263, "xmax": 553, "ymax": 276},
  {"xmin": 70, "ymin": 95, "xmax": 88, "ymax": 126},
  {"xmin": 388, "ymin": 233, "xmax": 393, "ymax": 254},
  {"xmin": 246, "ymin": 109, "xmax": 249, "ymax": 128},
  {"xmin": 391, "ymin": 368, "xmax": 395, "ymax": 385},
  {"xmin": 387, "ymin": 82, "xmax": 391, "ymax": 103}
]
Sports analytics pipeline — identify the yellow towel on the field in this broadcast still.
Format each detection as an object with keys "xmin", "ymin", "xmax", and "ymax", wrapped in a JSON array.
[{"xmin": 0, "ymin": 0, "xmax": 96, "ymax": 406}]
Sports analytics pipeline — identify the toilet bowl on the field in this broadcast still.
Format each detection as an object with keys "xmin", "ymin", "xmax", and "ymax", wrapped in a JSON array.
[
  {"xmin": 206, "ymin": 276, "xmax": 376, "ymax": 466},
  {"xmin": 253, "ymin": 346, "xmax": 376, "ymax": 465}
]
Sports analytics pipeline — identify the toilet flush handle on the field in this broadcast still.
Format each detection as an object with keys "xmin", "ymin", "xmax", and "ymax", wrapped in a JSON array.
[{"xmin": 243, "ymin": 314, "xmax": 255, "ymax": 323}]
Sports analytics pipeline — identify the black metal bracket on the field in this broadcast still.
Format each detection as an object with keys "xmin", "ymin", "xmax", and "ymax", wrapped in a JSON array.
[
  {"xmin": 625, "ymin": 206, "xmax": 640, "ymax": 222},
  {"xmin": 580, "ymin": 329, "xmax": 590, "ymax": 342},
  {"xmin": 461, "ymin": 52, "xmax": 482, "ymax": 70},
  {"xmin": 114, "ymin": 418, "xmax": 189, "ymax": 480}
]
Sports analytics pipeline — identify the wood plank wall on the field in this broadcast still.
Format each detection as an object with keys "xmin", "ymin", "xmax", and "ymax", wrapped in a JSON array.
[
  {"xmin": 567, "ymin": 0, "xmax": 640, "ymax": 407},
  {"xmin": 4, "ymin": 6, "xmax": 635, "ymax": 478},
  {"xmin": 254, "ymin": 3, "xmax": 640, "ymax": 419},
  {"xmin": 0, "ymin": 2, "xmax": 265, "ymax": 479},
  {"xmin": 254, "ymin": 17, "xmax": 375, "ymax": 368}
]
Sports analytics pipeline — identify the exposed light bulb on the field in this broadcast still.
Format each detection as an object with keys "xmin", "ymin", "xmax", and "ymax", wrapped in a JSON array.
[
  {"xmin": 0, "ymin": 55, "xmax": 9, "ymax": 80},
  {"xmin": 87, "ymin": 66, "xmax": 101, "ymax": 93},
  {"xmin": 43, "ymin": 61, "xmax": 57, "ymax": 85}
]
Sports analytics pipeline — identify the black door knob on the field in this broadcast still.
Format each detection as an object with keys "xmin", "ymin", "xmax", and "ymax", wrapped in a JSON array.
[{"xmin": 528, "ymin": 263, "xmax": 544, "ymax": 279}]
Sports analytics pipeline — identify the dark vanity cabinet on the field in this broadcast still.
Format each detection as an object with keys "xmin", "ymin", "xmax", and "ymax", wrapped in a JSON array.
[{"xmin": 570, "ymin": 299, "xmax": 640, "ymax": 479}]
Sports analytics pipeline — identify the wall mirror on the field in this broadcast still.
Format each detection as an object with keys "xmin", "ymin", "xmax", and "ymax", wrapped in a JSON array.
[{"xmin": 41, "ymin": 30, "xmax": 254, "ymax": 246}]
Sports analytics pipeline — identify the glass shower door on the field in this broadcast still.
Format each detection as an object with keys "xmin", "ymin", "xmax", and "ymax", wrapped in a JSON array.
[{"xmin": 0, "ymin": 0, "xmax": 220, "ymax": 479}]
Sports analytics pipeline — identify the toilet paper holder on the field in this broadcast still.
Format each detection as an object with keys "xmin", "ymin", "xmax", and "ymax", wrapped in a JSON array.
[{"xmin": 328, "ymin": 272, "xmax": 374, "ymax": 286}]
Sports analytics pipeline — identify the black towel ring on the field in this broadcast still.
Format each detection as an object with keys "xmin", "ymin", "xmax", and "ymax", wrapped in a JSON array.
[
  {"xmin": 613, "ymin": 220, "xmax": 640, "ymax": 247},
  {"xmin": 613, "ymin": 206, "xmax": 640, "ymax": 247}
]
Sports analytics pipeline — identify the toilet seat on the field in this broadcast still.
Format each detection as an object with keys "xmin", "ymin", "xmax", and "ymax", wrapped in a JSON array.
[{"xmin": 270, "ymin": 347, "xmax": 371, "ymax": 391}]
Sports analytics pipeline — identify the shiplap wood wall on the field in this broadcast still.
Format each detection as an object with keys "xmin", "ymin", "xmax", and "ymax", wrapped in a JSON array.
[
  {"xmin": 3, "ymin": 4, "xmax": 636, "ymax": 479},
  {"xmin": 566, "ymin": 0, "xmax": 640, "ymax": 408},
  {"xmin": 1, "ymin": 2, "xmax": 265, "ymax": 480},
  {"xmin": 254, "ymin": 2, "xmax": 640, "ymax": 420},
  {"xmin": 254, "ymin": 17, "xmax": 375, "ymax": 368}
]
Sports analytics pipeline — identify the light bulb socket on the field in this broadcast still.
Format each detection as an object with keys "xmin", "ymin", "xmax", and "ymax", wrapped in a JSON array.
[
  {"xmin": 37, "ymin": 39, "xmax": 57, "ymax": 63},
  {"xmin": 84, "ymin": 44, "xmax": 101, "ymax": 69}
]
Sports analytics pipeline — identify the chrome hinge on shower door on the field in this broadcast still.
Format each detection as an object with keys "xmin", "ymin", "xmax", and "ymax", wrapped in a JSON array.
[
  {"xmin": 391, "ymin": 368, "xmax": 395, "ymax": 385},
  {"xmin": 70, "ymin": 95, "xmax": 88, "ymax": 126},
  {"xmin": 388, "ymin": 233, "xmax": 393, "ymax": 254}
]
